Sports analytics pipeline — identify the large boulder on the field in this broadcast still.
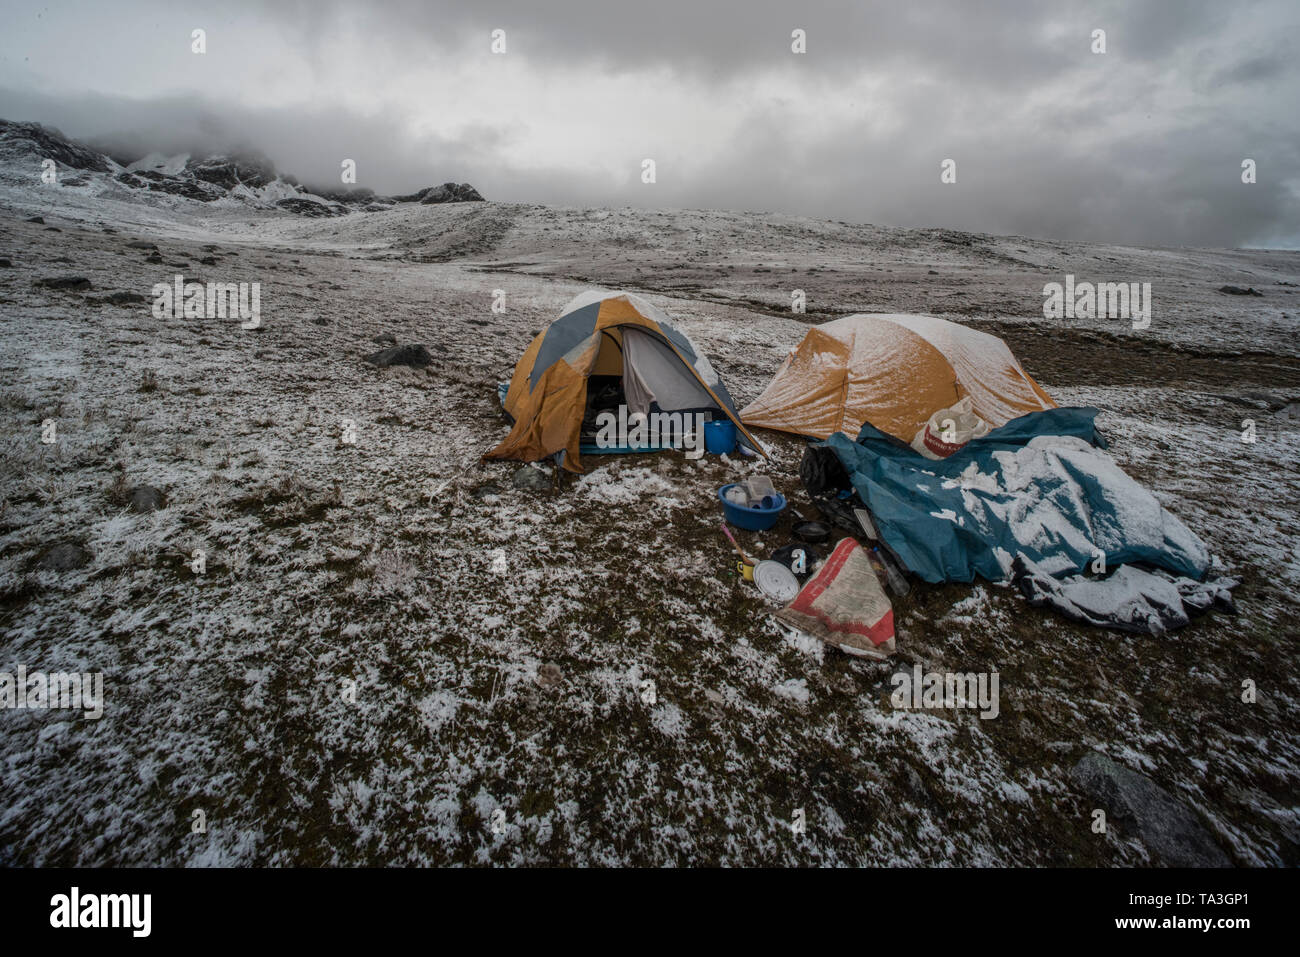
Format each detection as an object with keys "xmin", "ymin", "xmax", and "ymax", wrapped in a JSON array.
[{"xmin": 1070, "ymin": 751, "xmax": 1231, "ymax": 867}]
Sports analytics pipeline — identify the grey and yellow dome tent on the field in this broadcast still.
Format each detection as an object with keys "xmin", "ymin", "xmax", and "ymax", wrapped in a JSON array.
[{"xmin": 486, "ymin": 291, "xmax": 762, "ymax": 472}]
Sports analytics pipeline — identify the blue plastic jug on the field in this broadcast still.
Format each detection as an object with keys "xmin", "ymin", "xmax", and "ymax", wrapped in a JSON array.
[{"xmin": 703, "ymin": 419, "xmax": 737, "ymax": 455}]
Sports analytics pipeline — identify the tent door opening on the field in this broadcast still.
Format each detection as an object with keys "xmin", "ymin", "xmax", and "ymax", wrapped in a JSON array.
[{"xmin": 578, "ymin": 327, "xmax": 719, "ymax": 452}]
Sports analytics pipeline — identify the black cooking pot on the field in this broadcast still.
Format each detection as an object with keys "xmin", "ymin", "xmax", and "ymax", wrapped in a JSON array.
[{"xmin": 770, "ymin": 543, "xmax": 821, "ymax": 580}]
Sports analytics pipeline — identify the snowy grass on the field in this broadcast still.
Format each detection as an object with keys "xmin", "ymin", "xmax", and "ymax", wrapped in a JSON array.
[{"xmin": 1, "ymin": 192, "xmax": 1298, "ymax": 866}]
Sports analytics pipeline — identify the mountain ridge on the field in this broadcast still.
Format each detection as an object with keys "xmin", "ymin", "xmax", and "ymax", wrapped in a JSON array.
[{"xmin": 0, "ymin": 118, "xmax": 484, "ymax": 217}]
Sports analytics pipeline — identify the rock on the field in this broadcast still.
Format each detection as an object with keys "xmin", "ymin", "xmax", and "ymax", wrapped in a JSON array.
[
  {"xmin": 187, "ymin": 153, "xmax": 277, "ymax": 190},
  {"xmin": 1218, "ymin": 285, "xmax": 1262, "ymax": 296},
  {"xmin": 1070, "ymin": 751, "xmax": 1230, "ymax": 867},
  {"xmin": 391, "ymin": 182, "xmax": 485, "ymax": 204},
  {"xmin": 198, "ymin": 256, "xmax": 217, "ymax": 266},
  {"xmin": 89, "ymin": 291, "xmax": 146, "ymax": 306},
  {"xmin": 364, "ymin": 344, "xmax": 433, "ymax": 369},
  {"xmin": 901, "ymin": 764, "xmax": 928, "ymax": 802},
  {"xmin": 372, "ymin": 333, "xmax": 397, "ymax": 346},
  {"xmin": 1, "ymin": 120, "xmax": 113, "ymax": 173},
  {"xmin": 422, "ymin": 183, "xmax": 484, "ymax": 203},
  {"xmin": 145, "ymin": 253, "xmax": 163, "ymax": 264},
  {"xmin": 34, "ymin": 543, "xmax": 91, "ymax": 571},
  {"xmin": 275, "ymin": 197, "xmax": 347, "ymax": 218},
  {"xmin": 125, "ymin": 240, "xmax": 158, "ymax": 250},
  {"xmin": 309, "ymin": 185, "xmax": 377, "ymax": 204},
  {"xmin": 25, "ymin": 215, "xmax": 44, "ymax": 224},
  {"xmin": 469, "ymin": 481, "xmax": 502, "ymax": 500},
  {"xmin": 537, "ymin": 663, "xmax": 564, "ymax": 688},
  {"xmin": 128, "ymin": 485, "xmax": 166, "ymax": 513},
  {"xmin": 35, "ymin": 275, "xmax": 91, "ymax": 290},
  {"xmin": 511, "ymin": 466, "xmax": 550, "ymax": 491},
  {"xmin": 0, "ymin": 258, "xmax": 11, "ymax": 268}
]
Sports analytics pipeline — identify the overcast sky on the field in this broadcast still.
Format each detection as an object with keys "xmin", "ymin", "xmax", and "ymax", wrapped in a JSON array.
[{"xmin": 1, "ymin": 0, "xmax": 1297, "ymax": 247}]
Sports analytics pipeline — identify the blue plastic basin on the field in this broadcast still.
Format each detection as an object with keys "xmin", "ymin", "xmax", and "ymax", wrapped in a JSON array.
[{"xmin": 718, "ymin": 484, "xmax": 786, "ymax": 531}]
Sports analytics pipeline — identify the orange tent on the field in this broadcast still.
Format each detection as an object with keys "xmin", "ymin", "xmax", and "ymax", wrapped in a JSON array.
[
  {"xmin": 740, "ymin": 314, "xmax": 1055, "ymax": 442},
  {"xmin": 487, "ymin": 291, "xmax": 763, "ymax": 472}
]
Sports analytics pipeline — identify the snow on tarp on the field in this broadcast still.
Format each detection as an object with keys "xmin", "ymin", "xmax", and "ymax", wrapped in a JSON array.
[
  {"xmin": 1013, "ymin": 559, "xmax": 1236, "ymax": 635},
  {"xmin": 820, "ymin": 407, "xmax": 1212, "ymax": 586}
]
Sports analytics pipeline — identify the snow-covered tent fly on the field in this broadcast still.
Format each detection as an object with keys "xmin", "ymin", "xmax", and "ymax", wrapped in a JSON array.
[{"xmin": 740, "ymin": 313, "xmax": 1056, "ymax": 442}]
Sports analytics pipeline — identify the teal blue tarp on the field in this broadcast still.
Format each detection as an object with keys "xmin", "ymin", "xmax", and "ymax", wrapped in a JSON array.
[{"xmin": 821, "ymin": 407, "xmax": 1210, "ymax": 584}]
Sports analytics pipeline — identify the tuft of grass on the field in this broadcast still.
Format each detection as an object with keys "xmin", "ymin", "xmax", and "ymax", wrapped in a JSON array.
[{"xmin": 105, "ymin": 469, "xmax": 131, "ymax": 508}]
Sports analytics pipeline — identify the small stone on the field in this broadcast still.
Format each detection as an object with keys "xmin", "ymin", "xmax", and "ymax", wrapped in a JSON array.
[
  {"xmin": 364, "ymin": 344, "xmax": 433, "ymax": 368},
  {"xmin": 902, "ymin": 765, "xmax": 928, "ymax": 802},
  {"xmin": 25, "ymin": 215, "xmax": 44, "ymax": 224},
  {"xmin": 469, "ymin": 481, "xmax": 502, "ymax": 500},
  {"xmin": 34, "ymin": 543, "xmax": 91, "ymax": 571},
  {"xmin": 537, "ymin": 663, "xmax": 563, "ymax": 688},
  {"xmin": 103, "ymin": 291, "xmax": 146, "ymax": 305},
  {"xmin": 511, "ymin": 466, "xmax": 550, "ymax": 491},
  {"xmin": 128, "ymin": 485, "xmax": 165, "ymax": 513},
  {"xmin": 35, "ymin": 275, "xmax": 91, "ymax": 290}
]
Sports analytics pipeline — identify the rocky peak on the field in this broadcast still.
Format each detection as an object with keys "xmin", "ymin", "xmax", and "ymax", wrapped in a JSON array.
[
  {"xmin": 185, "ymin": 153, "xmax": 279, "ymax": 191},
  {"xmin": 391, "ymin": 182, "xmax": 485, "ymax": 204},
  {"xmin": 0, "ymin": 119, "xmax": 114, "ymax": 173}
]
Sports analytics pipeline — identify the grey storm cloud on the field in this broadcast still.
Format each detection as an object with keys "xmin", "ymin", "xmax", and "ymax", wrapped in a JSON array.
[{"xmin": 0, "ymin": 0, "xmax": 1296, "ymax": 246}]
